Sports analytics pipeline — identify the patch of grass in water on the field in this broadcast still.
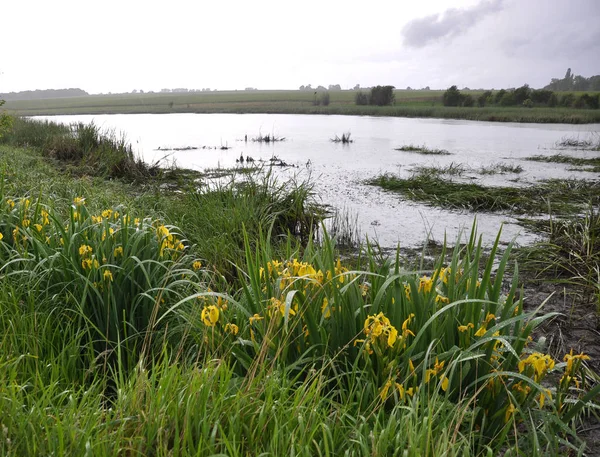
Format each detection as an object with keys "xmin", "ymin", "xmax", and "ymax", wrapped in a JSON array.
[
  {"xmin": 411, "ymin": 163, "xmax": 468, "ymax": 177},
  {"xmin": 477, "ymin": 162, "xmax": 524, "ymax": 175},
  {"xmin": 330, "ymin": 132, "xmax": 353, "ymax": 143},
  {"xmin": 367, "ymin": 172, "xmax": 600, "ymax": 214},
  {"xmin": 526, "ymin": 154, "xmax": 600, "ymax": 172},
  {"xmin": 395, "ymin": 144, "xmax": 451, "ymax": 155},
  {"xmin": 556, "ymin": 133, "xmax": 600, "ymax": 150},
  {"xmin": 252, "ymin": 133, "xmax": 285, "ymax": 143},
  {"xmin": 412, "ymin": 162, "xmax": 524, "ymax": 177}
]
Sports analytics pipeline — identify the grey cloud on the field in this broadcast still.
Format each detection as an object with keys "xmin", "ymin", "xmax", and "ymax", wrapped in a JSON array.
[{"xmin": 402, "ymin": 0, "xmax": 504, "ymax": 48}]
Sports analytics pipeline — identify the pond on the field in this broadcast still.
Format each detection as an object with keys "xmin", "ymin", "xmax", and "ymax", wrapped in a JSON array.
[{"xmin": 36, "ymin": 113, "xmax": 600, "ymax": 249}]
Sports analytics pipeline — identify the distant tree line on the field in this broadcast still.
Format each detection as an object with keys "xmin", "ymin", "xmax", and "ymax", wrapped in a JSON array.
[
  {"xmin": 354, "ymin": 85, "xmax": 395, "ymax": 106},
  {"xmin": 299, "ymin": 84, "xmax": 342, "ymax": 91},
  {"xmin": 0, "ymin": 88, "xmax": 89, "ymax": 101},
  {"xmin": 544, "ymin": 68, "xmax": 600, "ymax": 92},
  {"xmin": 443, "ymin": 84, "xmax": 600, "ymax": 109}
]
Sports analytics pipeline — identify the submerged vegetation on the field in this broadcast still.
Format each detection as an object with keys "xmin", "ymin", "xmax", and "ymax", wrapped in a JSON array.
[{"xmin": 0, "ymin": 117, "xmax": 599, "ymax": 455}]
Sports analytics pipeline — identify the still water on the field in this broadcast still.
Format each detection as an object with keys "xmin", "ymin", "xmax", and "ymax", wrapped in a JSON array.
[{"xmin": 36, "ymin": 113, "xmax": 600, "ymax": 249}]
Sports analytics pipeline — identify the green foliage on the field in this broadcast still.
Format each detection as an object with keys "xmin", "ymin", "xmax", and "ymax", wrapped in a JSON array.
[
  {"xmin": 0, "ymin": 192, "xmax": 200, "ymax": 369},
  {"xmin": 531, "ymin": 89, "xmax": 554, "ymax": 104},
  {"xmin": 513, "ymin": 84, "xmax": 531, "ymax": 105},
  {"xmin": 2, "ymin": 117, "xmax": 155, "ymax": 182},
  {"xmin": 523, "ymin": 98, "xmax": 534, "ymax": 108},
  {"xmin": 443, "ymin": 85, "xmax": 463, "ymax": 107},
  {"xmin": 499, "ymin": 92, "xmax": 516, "ymax": 106},
  {"xmin": 369, "ymin": 85, "xmax": 395, "ymax": 106},
  {"xmin": 494, "ymin": 89, "xmax": 507, "ymax": 104},
  {"xmin": 0, "ymin": 100, "xmax": 13, "ymax": 140},
  {"xmin": 478, "ymin": 91, "xmax": 492, "ymax": 107},
  {"xmin": 560, "ymin": 93, "xmax": 576, "ymax": 108},
  {"xmin": 355, "ymin": 91, "xmax": 369, "ymax": 105},
  {"xmin": 462, "ymin": 94, "xmax": 475, "ymax": 107}
]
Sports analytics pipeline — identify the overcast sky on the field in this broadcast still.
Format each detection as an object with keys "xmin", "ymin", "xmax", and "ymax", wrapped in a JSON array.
[{"xmin": 2, "ymin": 0, "xmax": 599, "ymax": 93}]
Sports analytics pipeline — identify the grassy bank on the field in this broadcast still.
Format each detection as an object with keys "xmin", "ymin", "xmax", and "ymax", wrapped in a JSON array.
[
  {"xmin": 0, "ymin": 118, "xmax": 599, "ymax": 455},
  {"xmin": 5, "ymin": 90, "xmax": 600, "ymax": 124}
]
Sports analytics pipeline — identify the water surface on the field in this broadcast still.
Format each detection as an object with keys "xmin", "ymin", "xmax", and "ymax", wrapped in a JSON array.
[{"xmin": 37, "ymin": 113, "xmax": 600, "ymax": 249}]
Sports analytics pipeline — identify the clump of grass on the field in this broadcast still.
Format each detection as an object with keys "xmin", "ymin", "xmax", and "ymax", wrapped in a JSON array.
[
  {"xmin": 2, "ymin": 117, "xmax": 157, "ymax": 182},
  {"xmin": 412, "ymin": 162, "xmax": 524, "ymax": 178},
  {"xmin": 526, "ymin": 154, "xmax": 600, "ymax": 172},
  {"xmin": 557, "ymin": 135, "xmax": 593, "ymax": 148},
  {"xmin": 252, "ymin": 133, "xmax": 285, "ymax": 143},
  {"xmin": 478, "ymin": 162, "xmax": 524, "ymax": 174},
  {"xmin": 411, "ymin": 163, "xmax": 468, "ymax": 177},
  {"xmin": 330, "ymin": 132, "xmax": 353, "ymax": 143},
  {"xmin": 170, "ymin": 170, "xmax": 325, "ymax": 280},
  {"xmin": 367, "ymin": 173, "xmax": 600, "ymax": 214},
  {"xmin": 323, "ymin": 206, "xmax": 360, "ymax": 250},
  {"xmin": 395, "ymin": 144, "xmax": 451, "ymax": 155},
  {"xmin": 519, "ymin": 205, "xmax": 600, "ymax": 312}
]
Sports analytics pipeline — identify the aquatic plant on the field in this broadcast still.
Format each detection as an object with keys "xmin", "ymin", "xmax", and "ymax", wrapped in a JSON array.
[
  {"xmin": 330, "ymin": 132, "xmax": 353, "ymax": 143},
  {"xmin": 395, "ymin": 144, "xmax": 451, "ymax": 155}
]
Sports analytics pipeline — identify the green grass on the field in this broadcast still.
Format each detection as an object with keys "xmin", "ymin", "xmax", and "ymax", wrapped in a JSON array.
[
  {"xmin": 367, "ymin": 173, "xmax": 600, "ymax": 215},
  {"xmin": 0, "ymin": 117, "xmax": 599, "ymax": 455},
  {"xmin": 518, "ymin": 205, "xmax": 600, "ymax": 311},
  {"xmin": 4, "ymin": 90, "xmax": 600, "ymax": 123}
]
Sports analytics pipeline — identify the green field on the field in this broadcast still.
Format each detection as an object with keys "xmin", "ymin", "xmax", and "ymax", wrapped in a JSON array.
[{"xmin": 5, "ymin": 90, "xmax": 600, "ymax": 123}]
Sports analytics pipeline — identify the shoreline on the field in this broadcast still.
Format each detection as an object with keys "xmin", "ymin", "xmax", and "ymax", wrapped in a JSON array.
[{"xmin": 5, "ymin": 90, "xmax": 600, "ymax": 124}]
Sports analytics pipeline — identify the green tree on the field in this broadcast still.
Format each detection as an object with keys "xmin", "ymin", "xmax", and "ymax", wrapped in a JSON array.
[
  {"xmin": 462, "ymin": 94, "xmax": 475, "ymax": 107},
  {"xmin": 513, "ymin": 84, "xmax": 531, "ymax": 105},
  {"xmin": 477, "ymin": 90, "xmax": 492, "ymax": 107},
  {"xmin": 442, "ymin": 85, "xmax": 463, "ymax": 106},
  {"xmin": 0, "ymin": 100, "xmax": 14, "ymax": 140},
  {"xmin": 369, "ymin": 86, "xmax": 395, "ymax": 106},
  {"xmin": 494, "ymin": 89, "xmax": 507, "ymax": 104}
]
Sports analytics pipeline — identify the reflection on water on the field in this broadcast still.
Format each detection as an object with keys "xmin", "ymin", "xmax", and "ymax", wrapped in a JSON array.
[{"xmin": 36, "ymin": 113, "xmax": 600, "ymax": 249}]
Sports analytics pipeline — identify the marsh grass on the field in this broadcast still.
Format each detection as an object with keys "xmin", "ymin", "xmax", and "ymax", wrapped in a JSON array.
[
  {"xmin": 412, "ymin": 163, "xmax": 523, "ymax": 177},
  {"xmin": 518, "ymin": 205, "xmax": 600, "ymax": 312},
  {"xmin": 526, "ymin": 154, "xmax": 600, "ymax": 172},
  {"xmin": 412, "ymin": 163, "xmax": 469, "ymax": 177},
  {"xmin": 396, "ymin": 144, "xmax": 451, "ymax": 155},
  {"xmin": 557, "ymin": 136, "xmax": 593, "ymax": 148},
  {"xmin": 367, "ymin": 173, "xmax": 600, "ymax": 215},
  {"xmin": 168, "ymin": 170, "xmax": 324, "ymax": 280},
  {"xmin": 478, "ymin": 162, "xmax": 524, "ymax": 175},
  {"xmin": 2, "ymin": 117, "xmax": 157, "ymax": 181},
  {"xmin": 252, "ymin": 133, "xmax": 286, "ymax": 143}
]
